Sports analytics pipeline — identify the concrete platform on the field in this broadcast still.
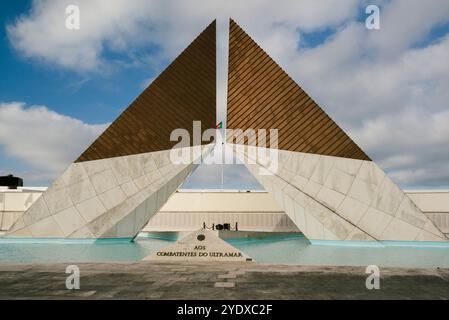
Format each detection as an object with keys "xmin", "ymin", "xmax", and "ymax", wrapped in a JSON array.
[{"xmin": 0, "ymin": 262, "xmax": 449, "ymax": 299}]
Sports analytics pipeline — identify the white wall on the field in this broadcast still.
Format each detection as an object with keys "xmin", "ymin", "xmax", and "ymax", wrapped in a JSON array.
[
  {"xmin": 407, "ymin": 190, "xmax": 449, "ymax": 233},
  {"xmin": 0, "ymin": 191, "xmax": 42, "ymax": 231},
  {"xmin": 2, "ymin": 189, "xmax": 449, "ymax": 234}
]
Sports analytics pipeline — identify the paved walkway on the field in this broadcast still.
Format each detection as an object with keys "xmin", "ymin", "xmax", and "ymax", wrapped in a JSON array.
[{"xmin": 0, "ymin": 262, "xmax": 449, "ymax": 299}]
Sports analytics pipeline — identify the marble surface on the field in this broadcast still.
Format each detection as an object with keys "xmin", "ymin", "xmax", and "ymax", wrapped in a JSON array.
[
  {"xmin": 6, "ymin": 146, "xmax": 211, "ymax": 239},
  {"xmin": 144, "ymin": 229, "xmax": 252, "ymax": 262},
  {"xmin": 234, "ymin": 145, "xmax": 447, "ymax": 242}
]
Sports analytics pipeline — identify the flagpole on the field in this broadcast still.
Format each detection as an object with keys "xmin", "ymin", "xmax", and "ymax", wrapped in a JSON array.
[{"xmin": 221, "ymin": 126, "xmax": 224, "ymax": 191}]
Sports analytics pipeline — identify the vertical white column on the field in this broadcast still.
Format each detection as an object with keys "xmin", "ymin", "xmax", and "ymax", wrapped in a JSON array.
[
  {"xmin": 216, "ymin": 19, "xmax": 230, "ymax": 189},
  {"xmin": 216, "ymin": 18, "xmax": 229, "ymax": 142}
]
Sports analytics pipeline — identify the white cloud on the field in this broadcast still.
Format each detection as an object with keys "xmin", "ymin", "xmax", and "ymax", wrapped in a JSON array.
[
  {"xmin": 5, "ymin": 0, "xmax": 449, "ymax": 187},
  {"xmin": 352, "ymin": 108, "xmax": 449, "ymax": 186},
  {"xmin": 284, "ymin": 4, "xmax": 449, "ymax": 186},
  {"xmin": 6, "ymin": 0, "xmax": 359, "ymax": 72},
  {"xmin": 365, "ymin": 0, "xmax": 449, "ymax": 58},
  {"xmin": 0, "ymin": 102, "xmax": 108, "ymax": 185}
]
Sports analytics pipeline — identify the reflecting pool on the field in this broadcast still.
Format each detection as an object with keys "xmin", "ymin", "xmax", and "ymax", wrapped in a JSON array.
[{"xmin": 1, "ymin": 234, "xmax": 449, "ymax": 268}]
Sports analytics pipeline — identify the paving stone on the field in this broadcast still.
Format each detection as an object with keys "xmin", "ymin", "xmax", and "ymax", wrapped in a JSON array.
[
  {"xmin": 214, "ymin": 282, "xmax": 235, "ymax": 288},
  {"xmin": 218, "ymin": 274, "xmax": 237, "ymax": 279},
  {"xmin": 0, "ymin": 262, "xmax": 448, "ymax": 299}
]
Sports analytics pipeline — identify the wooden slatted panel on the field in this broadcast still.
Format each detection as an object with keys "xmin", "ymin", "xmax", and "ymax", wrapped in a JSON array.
[
  {"xmin": 76, "ymin": 21, "xmax": 216, "ymax": 162},
  {"xmin": 226, "ymin": 19, "xmax": 370, "ymax": 161}
]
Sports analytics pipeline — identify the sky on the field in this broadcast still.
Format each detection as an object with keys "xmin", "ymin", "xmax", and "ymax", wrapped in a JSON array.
[{"xmin": 0, "ymin": 0, "xmax": 449, "ymax": 189}]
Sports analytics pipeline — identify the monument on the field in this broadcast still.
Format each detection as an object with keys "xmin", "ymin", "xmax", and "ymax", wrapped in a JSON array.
[
  {"xmin": 5, "ymin": 19, "xmax": 447, "ymax": 243},
  {"xmin": 144, "ymin": 229, "xmax": 252, "ymax": 262}
]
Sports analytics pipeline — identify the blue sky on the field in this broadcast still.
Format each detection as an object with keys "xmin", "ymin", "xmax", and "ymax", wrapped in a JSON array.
[
  {"xmin": 1, "ymin": 2, "xmax": 159, "ymax": 124},
  {"xmin": 0, "ymin": 1, "xmax": 173, "ymax": 184},
  {"xmin": 1, "ymin": 0, "xmax": 449, "ymax": 189}
]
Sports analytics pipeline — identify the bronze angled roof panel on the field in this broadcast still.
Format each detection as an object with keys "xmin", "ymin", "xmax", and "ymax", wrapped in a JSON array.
[
  {"xmin": 226, "ymin": 19, "xmax": 370, "ymax": 161},
  {"xmin": 76, "ymin": 20, "xmax": 216, "ymax": 162}
]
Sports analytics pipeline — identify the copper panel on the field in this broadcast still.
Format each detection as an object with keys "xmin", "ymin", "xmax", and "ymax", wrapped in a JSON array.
[
  {"xmin": 76, "ymin": 20, "xmax": 216, "ymax": 162},
  {"xmin": 226, "ymin": 19, "xmax": 370, "ymax": 161}
]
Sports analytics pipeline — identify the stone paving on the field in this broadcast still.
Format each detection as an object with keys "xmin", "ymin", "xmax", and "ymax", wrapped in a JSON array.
[{"xmin": 0, "ymin": 262, "xmax": 449, "ymax": 299}]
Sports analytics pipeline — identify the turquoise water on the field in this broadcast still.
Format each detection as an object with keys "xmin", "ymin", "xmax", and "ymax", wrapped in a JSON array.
[
  {"xmin": 1, "ymin": 235, "xmax": 449, "ymax": 268},
  {"xmin": 0, "ymin": 238, "xmax": 171, "ymax": 263},
  {"xmin": 229, "ymin": 235, "xmax": 449, "ymax": 268}
]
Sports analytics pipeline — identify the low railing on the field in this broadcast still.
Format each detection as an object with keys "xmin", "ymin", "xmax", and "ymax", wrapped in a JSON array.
[{"xmin": 203, "ymin": 222, "xmax": 239, "ymax": 231}]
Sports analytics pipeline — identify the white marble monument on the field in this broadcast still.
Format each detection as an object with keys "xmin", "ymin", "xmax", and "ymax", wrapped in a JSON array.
[{"xmin": 144, "ymin": 229, "xmax": 252, "ymax": 262}]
